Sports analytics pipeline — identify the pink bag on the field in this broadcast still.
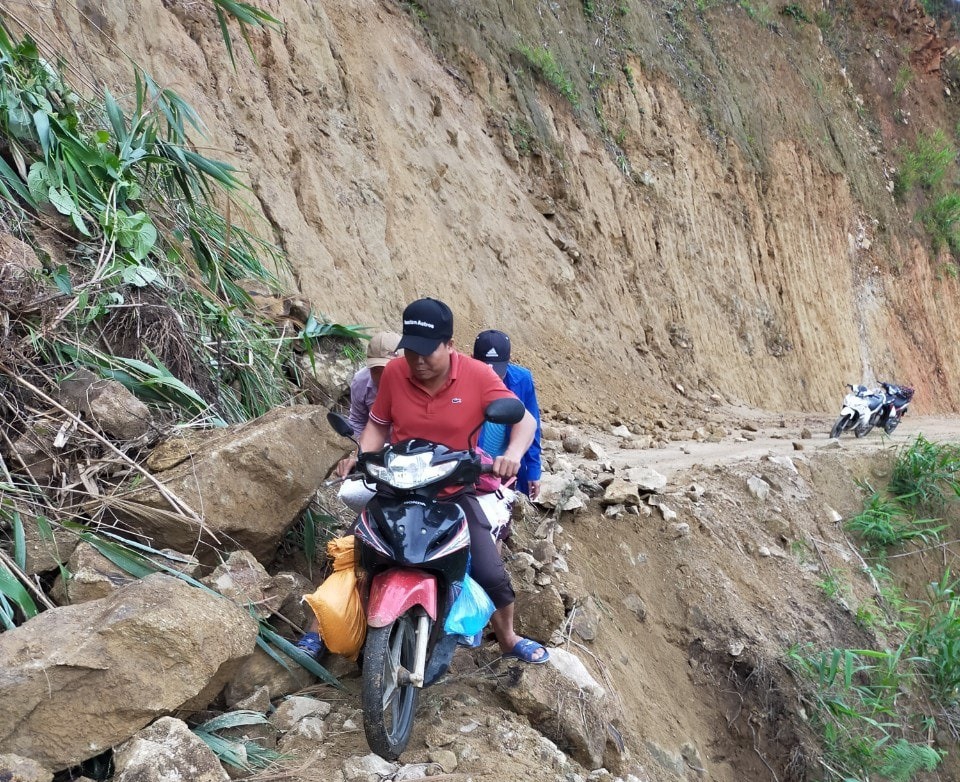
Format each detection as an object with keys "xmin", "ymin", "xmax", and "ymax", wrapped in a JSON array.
[{"xmin": 475, "ymin": 449, "xmax": 502, "ymax": 494}]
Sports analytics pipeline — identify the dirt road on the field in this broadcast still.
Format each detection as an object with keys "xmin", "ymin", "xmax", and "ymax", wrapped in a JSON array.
[{"xmin": 590, "ymin": 412, "xmax": 960, "ymax": 481}]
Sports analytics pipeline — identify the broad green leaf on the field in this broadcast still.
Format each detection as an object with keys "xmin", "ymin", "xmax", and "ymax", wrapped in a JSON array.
[
  {"xmin": 104, "ymin": 153, "xmax": 123, "ymax": 179},
  {"xmin": 195, "ymin": 711, "xmax": 270, "ymax": 732},
  {"xmin": 81, "ymin": 534, "xmax": 157, "ymax": 579},
  {"xmin": 120, "ymin": 179, "xmax": 141, "ymax": 202},
  {"xmin": 32, "ymin": 109, "xmax": 51, "ymax": 156},
  {"xmin": 215, "ymin": 7, "xmax": 237, "ymax": 69},
  {"xmin": 26, "ymin": 162, "xmax": 49, "ymax": 202},
  {"xmin": 6, "ymin": 105, "xmax": 31, "ymax": 137},
  {"xmin": 215, "ymin": 0, "xmax": 281, "ymax": 27},
  {"xmin": 51, "ymin": 264, "xmax": 72, "ymax": 294},
  {"xmin": 70, "ymin": 210, "xmax": 91, "ymax": 236},
  {"xmin": 0, "ymin": 155, "xmax": 37, "ymax": 207},
  {"xmin": 47, "ymin": 185, "xmax": 79, "ymax": 216},
  {"xmin": 255, "ymin": 626, "xmax": 341, "ymax": 688},
  {"xmin": 0, "ymin": 592, "xmax": 16, "ymax": 630},
  {"xmin": 12, "ymin": 511, "xmax": 26, "ymax": 571},
  {"xmin": 36, "ymin": 515, "xmax": 54, "ymax": 542},
  {"xmin": 181, "ymin": 149, "xmax": 238, "ymax": 187},
  {"xmin": 0, "ymin": 566, "xmax": 39, "ymax": 619},
  {"xmin": 118, "ymin": 211, "xmax": 157, "ymax": 261},
  {"xmin": 103, "ymin": 88, "xmax": 127, "ymax": 140},
  {"xmin": 121, "ymin": 264, "xmax": 161, "ymax": 287}
]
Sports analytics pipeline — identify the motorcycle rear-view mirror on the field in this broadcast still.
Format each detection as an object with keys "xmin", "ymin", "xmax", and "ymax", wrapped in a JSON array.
[
  {"xmin": 327, "ymin": 411, "xmax": 356, "ymax": 439},
  {"xmin": 484, "ymin": 397, "xmax": 525, "ymax": 425}
]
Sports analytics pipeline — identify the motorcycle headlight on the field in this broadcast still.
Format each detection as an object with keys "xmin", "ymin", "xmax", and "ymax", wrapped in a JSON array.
[{"xmin": 365, "ymin": 451, "xmax": 458, "ymax": 489}]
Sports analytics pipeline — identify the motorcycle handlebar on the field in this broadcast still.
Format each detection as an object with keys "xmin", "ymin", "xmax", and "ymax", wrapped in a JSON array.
[{"xmin": 323, "ymin": 472, "xmax": 364, "ymax": 487}]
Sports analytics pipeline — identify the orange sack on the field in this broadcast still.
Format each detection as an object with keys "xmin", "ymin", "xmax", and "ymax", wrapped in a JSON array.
[{"xmin": 303, "ymin": 535, "xmax": 366, "ymax": 660}]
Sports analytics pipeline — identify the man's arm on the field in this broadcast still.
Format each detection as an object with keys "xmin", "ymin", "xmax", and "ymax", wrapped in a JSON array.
[
  {"xmin": 492, "ymin": 410, "xmax": 536, "ymax": 480},
  {"xmin": 347, "ymin": 371, "xmax": 372, "ymax": 437},
  {"xmin": 337, "ymin": 419, "xmax": 390, "ymax": 477}
]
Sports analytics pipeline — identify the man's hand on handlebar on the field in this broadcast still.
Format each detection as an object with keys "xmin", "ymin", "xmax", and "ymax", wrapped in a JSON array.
[
  {"xmin": 492, "ymin": 453, "xmax": 521, "ymax": 480},
  {"xmin": 337, "ymin": 454, "xmax": 358, "ymax": 478}
]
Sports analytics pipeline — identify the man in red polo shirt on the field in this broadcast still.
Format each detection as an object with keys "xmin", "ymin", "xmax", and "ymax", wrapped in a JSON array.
[{"xmin": 338, "ymin": 297, "xmax": 548, "ymax": 664}]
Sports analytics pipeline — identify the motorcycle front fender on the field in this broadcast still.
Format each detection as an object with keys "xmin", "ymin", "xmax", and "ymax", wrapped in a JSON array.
[
  {"xmin": 367, "ymin": 568, "xmax": 437, "ymax": 628},
  {"xmin": 839, "ymin": 406, "xmax": 859, "ymax": 422}
]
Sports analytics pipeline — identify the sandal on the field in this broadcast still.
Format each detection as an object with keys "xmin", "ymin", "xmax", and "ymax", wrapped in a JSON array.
[
  {"xmin": 502, "ymin": 637, "xmax": 550, "ymax": 664},
  {"xmin": 295, "ymin": 631, "xmax": 325, "ymax": 661}
]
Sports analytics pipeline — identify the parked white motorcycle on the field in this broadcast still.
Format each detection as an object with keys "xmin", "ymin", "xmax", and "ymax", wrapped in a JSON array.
[{"xmin": 829, "ymin": 384, "xmax": 885, "ymax": 439}]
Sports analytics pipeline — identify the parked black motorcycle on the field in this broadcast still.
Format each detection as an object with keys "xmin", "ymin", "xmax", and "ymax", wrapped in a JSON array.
[
  {"xmin": 326, "ymin": 396, "xmax": 525, "ymax": 760},
  {"xmin": 877, "ymin": 382, "xmax": 914, "ymax": 435}
]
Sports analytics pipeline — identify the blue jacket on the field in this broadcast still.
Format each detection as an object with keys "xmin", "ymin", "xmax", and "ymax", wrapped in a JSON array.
[{"xmin": 479, "ymin": 363, "xmax": 542, "ymax": 496}]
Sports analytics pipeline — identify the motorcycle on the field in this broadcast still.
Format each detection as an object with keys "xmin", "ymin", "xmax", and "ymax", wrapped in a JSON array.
[
  {"xmin": 876, "ymin": 381, "xmax": 915, "ymax": 435},
  {"xmin": 325, "ymin": 396, "xmax": 525, "ymax": 760},
  {"xmin": 829, "ymin": 383, "xmax": 886, "ymax": 439}
]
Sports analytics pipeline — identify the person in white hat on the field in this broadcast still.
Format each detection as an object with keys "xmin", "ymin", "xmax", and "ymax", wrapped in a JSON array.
[{"xmin": 346, "ymin": 331, "xmax": 401, "ymax": 436}]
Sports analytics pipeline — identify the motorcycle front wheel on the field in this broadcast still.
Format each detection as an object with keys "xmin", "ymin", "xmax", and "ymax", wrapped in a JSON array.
[
  {"xmin": 830, "ymin": 415, "xmax": 850, "ymax": 439},
  {"xmin": 884, "ymin": 418, "xmax": 900, "ymax": 435},
  {"xmin": 362, "ymin": 611, "xmax": 423, "ymax": 760}
]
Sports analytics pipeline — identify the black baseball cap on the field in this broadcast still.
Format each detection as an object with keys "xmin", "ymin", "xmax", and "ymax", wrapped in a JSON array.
[
  {"xmin": 473, "ymin": 329, "xmax": 511, "ymax": 379},
  {"xmin": 398, "ymin": 298, "xmax": 454, "ymax": 355}
]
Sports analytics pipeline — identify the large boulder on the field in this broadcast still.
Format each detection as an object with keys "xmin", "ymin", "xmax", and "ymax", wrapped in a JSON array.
[
  {"xmin": 0, "ymin": 753, "xmax": 53, "ymax": 782},
  {"xmin": 50, "ymin": 541, "xmax": 133, "ymax": 605},
  {"xmin": 0, "ymin": 574, "xmax": 258, "ymax": 771},
  {"xmin": 224, "ymin": 647, "xmax": 314, "ymax": 706},
  {"xmin": 57, "ymin": 370, "xmax": 153, "ymax": 441},
  {"xmin": 112, "ymin": 717, "xmax": 229, "ymax": 782},
  {"xmin": 111, "ymin": 406, "xmax": 346, "ymax": 563},
  {"xmin": 201, "ymin": 550, "xmax": 281, "ymax": 619},
  {"xmin": 498, "ymin": 648, "xmax": 617, "ymax": 770}
]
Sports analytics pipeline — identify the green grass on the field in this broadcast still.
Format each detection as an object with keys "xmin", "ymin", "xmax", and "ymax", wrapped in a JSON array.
[
  {"xmin": 738, "ymin": 0, "xmax": 774, "ymax": 26},
  {"xmin": 817, "ymin": 567, "xmax": 851, "ymax": 604},
  {"xmin": 785, "ymin": 644, "xmax": 943, "ymax": 781},
  {"xmin": 897, "ymin": 129, "xmax": 956, "ymax": 194},
  {"xmin": 893, "ymin": 65, "xmax": 913, "ymax": 98},
  {"xmin": 844, "ymin": 491, "xmax": 944, "ymax": 551},
  {"xmin": 921, "ymin": 193, "xmax": 960, "ymax": 258},
  {"xmin": 400, "ymin": 0, "xmax": 428, "ymax": 21},
  {"xmin": 780, "ymin": 3, "xmax": 810, "ymax": 23},
  {"xmin": 908, "ymin": 570, "xmax": 960, "ymax": 711},
  {"xmin": 0, "ymin": 18, "xmax": 368, "ymax": 425},
  {"xmin": 211, "ymin": 0, "xmax": 282, "ymax": 69},
  {"xmin": 889, "ymin": 435, "xmax": 960, "ymax": 513},
  {"xmin": 518, "ymin": 44, "xmax": 580, "ymax": 109},
  {"xmin": 814, "ymin": 9, "xmax": 832, "ymax": 29},
  {"xmin": 790, "ymin": 438, "xmax": 960, "ymax": 776}
]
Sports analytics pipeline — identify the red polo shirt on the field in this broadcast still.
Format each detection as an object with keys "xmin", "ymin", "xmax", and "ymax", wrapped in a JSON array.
[{"xmin": 369, "ymin": 351, "xmax": 516, "ymax": 449}]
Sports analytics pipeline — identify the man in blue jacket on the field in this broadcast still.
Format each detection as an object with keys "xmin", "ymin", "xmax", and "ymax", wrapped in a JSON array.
[{"xmin": 473, "ymin": 330, "xmax": 543, "ymax": 500}]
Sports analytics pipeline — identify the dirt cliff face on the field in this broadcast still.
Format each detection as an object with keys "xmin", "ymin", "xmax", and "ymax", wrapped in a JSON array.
[{"xmin": 25, "ymin": 0, "xmax": 960, "ymax": 419}]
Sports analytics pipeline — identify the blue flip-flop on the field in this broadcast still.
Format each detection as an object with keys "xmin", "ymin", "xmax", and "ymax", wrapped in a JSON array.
[{"xmin": 503, "ymin": 637, "xmax": 550, "ymax": 664}]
